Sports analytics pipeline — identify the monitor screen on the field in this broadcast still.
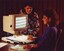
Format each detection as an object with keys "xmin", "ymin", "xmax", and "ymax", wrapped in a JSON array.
[{"xmin": 14, "ymin": 14, "xmax": 28, "ymax": 31}]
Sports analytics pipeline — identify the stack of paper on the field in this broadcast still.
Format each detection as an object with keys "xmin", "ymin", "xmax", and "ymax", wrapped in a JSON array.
[{"xmin": 0, "ymin": 42, "xmax": 8, "ymax": 48}]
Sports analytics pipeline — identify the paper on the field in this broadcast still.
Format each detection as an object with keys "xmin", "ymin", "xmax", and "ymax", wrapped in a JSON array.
[
  {"xmin": 6, "ymin": 35, "xmax": 33, "ymax": 43},
  {"xmin": 10, "ymin": 44, "xmax": 30, "ymax": 51},
  {"xmin": 2, "ymin": 35, "xmax": 34, "ymax": 43},
  {"xmin": 0, "ymin": 42, "xmax": 8, "ymax": 48}
]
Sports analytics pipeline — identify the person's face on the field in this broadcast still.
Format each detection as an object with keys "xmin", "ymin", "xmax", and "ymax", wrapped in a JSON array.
[
  {"xmin": 42, "ymin": 15, "xmax": 50, "ymax": 24},
  {"xmin": 24, "ymin": 5, "xmax": 33, "ymax": 14}
]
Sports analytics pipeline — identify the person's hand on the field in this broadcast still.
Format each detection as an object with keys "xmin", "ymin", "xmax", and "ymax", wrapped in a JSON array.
[
  {"xmin": 33, "ymin": 44, "xmax": 38, "ymax": 48},
  {"xmin": 23, "ymin": 44, "xmax": 32, "ymax": 49},
  {"xmin": 28, "ymin": 35, "xmax": 35, "ymax": 40}
]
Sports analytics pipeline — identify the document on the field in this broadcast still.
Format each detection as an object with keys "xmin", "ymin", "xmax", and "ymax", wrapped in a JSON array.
[{"xmin": 0, "ymin": 42, "xmax": 8, "ymax": 48}]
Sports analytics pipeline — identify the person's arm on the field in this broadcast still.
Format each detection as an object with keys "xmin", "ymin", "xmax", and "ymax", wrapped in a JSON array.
[
  {"xmin": 32, "ymin": 12, "xmax": 40, "ymax": 36},
  {"xmin": 37, "ymin": 27, "xmax": 57, "ymax": 47}
]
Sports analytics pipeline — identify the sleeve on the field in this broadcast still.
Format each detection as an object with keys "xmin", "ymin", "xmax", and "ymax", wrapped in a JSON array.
[
  {"xmin": 32, "ymin": 12, "xmax": 40, "ymax": 36},
  {"xmin": 37, "ymin": 28, "xmax": 57, "ymax": 47}
]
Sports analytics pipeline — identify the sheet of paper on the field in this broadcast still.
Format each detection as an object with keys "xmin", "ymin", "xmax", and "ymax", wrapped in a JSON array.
[
  {"xmin": 6, "ymin": 35, "xmax": 33, "ymax": 43},
  {"xmin": 0, "ymin": 42, "xmax": 8, "ymax": 48}
]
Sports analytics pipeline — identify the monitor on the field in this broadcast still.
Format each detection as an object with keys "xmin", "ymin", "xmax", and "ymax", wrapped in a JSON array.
[
  {"xmin": 14, "ymin": 14, "xmax": 28, "ymax": 31},
  {"xmin": 3, "ymin": 14, "xmax": 28, "ymax": 34}
]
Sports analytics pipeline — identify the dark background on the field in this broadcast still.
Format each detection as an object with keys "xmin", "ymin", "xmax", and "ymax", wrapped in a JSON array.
[
  {"xmin": 0, "ymin": 0, "xmax": 64, "ymax": 50},
  {"xmin": 0, "ymin": 0, "xmax": 64, "ymax": 36}
]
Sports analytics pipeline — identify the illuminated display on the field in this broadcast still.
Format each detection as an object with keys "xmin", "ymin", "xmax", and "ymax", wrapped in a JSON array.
[{"xmin": 16, "ymin": 17, "xmax": 26, "ymax": 28}]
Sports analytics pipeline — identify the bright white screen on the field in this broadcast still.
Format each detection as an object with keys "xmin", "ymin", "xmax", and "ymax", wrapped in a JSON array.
[{"xmin": 16, "ymin": 17, "xmax": 26, "ymax": 28}]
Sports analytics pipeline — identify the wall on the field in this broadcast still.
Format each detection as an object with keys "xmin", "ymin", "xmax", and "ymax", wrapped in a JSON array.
[{"xmin": 0, "ymin": 0, "xmax": 64, "ymax": 37}]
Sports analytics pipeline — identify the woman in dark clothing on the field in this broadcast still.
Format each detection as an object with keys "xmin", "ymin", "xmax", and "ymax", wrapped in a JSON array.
[{"xmin": 24, "ymin": 9, "xmax": 58, "ymax": 51}]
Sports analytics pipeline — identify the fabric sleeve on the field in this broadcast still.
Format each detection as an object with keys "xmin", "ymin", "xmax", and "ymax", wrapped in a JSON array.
[{"xmin": 37, "ymin": 28, "xmax": 57, "ymax": 47}]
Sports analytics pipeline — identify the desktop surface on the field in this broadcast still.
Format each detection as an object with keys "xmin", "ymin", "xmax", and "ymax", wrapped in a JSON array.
[
  {"xmin": 1, "ymin": 35, "xmax": 35, "ymax": 44},
  {"xmin": 0, "ymin": 42, "xmax": 32, "ymax": 51}
]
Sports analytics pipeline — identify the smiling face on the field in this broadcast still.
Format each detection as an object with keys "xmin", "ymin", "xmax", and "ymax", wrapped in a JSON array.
[
  {"xmin": 24, "ymin": 5, "xmax": 33, "ymax": 14},
  {"xmin": 42, "ymin": 15, "xmax": 51, "ymax": 25}
]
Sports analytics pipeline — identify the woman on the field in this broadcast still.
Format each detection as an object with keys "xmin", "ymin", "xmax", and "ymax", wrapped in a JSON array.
[
  {"xmin": 29, "ymin": 9, "xmax": 58, "ymax": 51},
  {"xmin": 20, "ymin": 2, "xmax": 39, "ymax": 37}
]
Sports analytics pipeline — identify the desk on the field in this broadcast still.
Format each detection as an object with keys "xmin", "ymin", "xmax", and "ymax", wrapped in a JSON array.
[
  {"xmin": 0, "ymin": 42, "xmax": 34, "ymax": 51},
  {"xmin": 1, "ymin": 35, "xmax": 35, "ymax": 44},
  {"xmin": 1, "ymin": 35, "xmax": 36, "ymax": 51},
  {"xmin": 0, "ymin": 44, "xmax": 9, "ymax": 51}
]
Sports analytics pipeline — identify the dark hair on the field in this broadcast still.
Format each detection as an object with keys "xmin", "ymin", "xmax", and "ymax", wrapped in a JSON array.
[
  {"xmin": 23, "ymin": 2, "xmax": 33, "ymax": 8},
  {"xmin": 21, "ymin": 2, "xmax": 34, "ymax": 14},
  {"xmin": 43, "ymin": 9, "xmax": 58, "ymax": 27}
]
